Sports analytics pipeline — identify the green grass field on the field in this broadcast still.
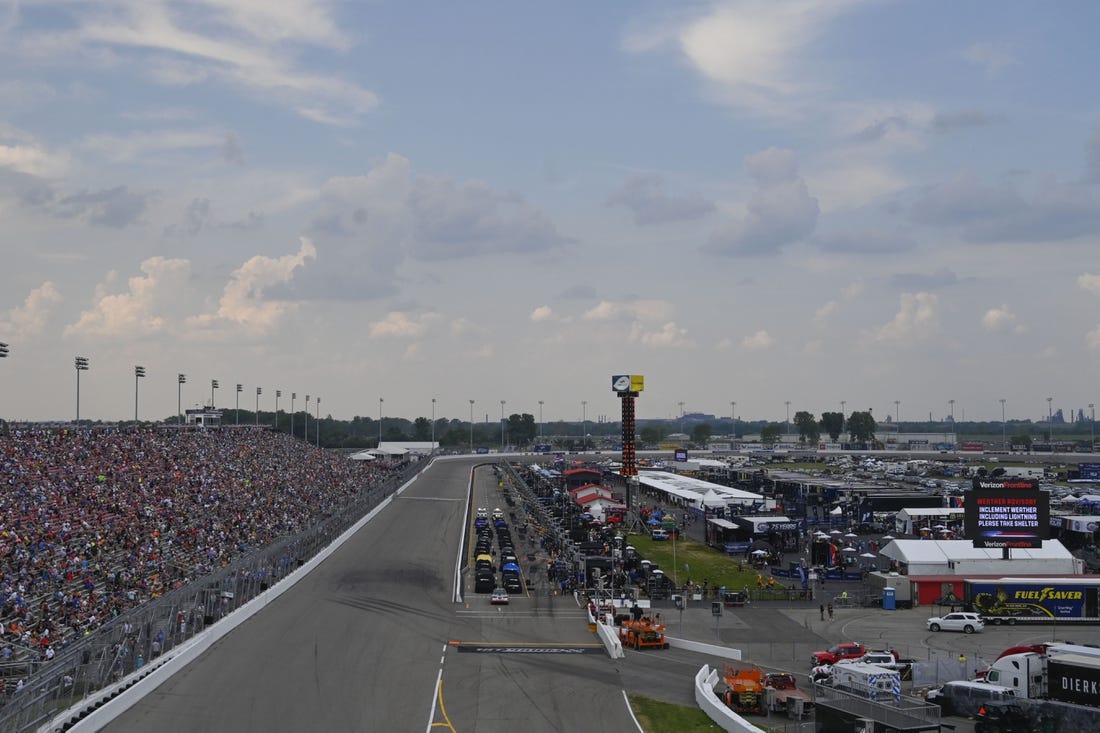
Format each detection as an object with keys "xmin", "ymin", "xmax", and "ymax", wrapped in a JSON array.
[
  {"xmin": 628, "ymin": 694, "xmax": 723, "ymax": 732},
  {"xmin": 626, "ymin": 534, "xmax": 795, "ymax": 596}
]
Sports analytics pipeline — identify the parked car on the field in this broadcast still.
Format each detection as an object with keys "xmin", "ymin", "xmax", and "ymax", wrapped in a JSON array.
[
  {"xmin": 490, "ymin": 588, "xmax": 510, "ymax": 605},
  {"xmin": 927, "ymin": 612, "xmax": 985, "ymax": 634},
  {"xmin": 651, "ymin": 529, "xmax": 670, "ymax": 541}
]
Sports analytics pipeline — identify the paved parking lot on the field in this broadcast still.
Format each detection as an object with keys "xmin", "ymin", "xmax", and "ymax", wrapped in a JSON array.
[{"xmin": 636, "ymin": 596, "xmax": 1100, "ymax": 731}]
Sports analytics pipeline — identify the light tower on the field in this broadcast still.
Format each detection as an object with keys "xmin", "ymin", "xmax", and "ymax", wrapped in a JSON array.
[
  {"xmin": 469, "ymin": 399, "xmax": 475, "ymax": 452},
  {"xmin": 176, "ymin": 372, "xmax": 186, "ymax": 425},
  {"xmin": 235, "ymin": 384, "xmax": 242, "ymax": 424},
  {"xmin": 134, "ymin": 365, "xmax": 145, "ymax": 422},
  {"xmin": 255, "ymin": 386, "xmax": 261, "ymax": 425},
  {"xmin": 1000, "ymin": 398, "xmax": 1007, "ymax": 450},
  {"xmin": 211, "ymin": 379, "xmax": 219, "ymax": 409}
]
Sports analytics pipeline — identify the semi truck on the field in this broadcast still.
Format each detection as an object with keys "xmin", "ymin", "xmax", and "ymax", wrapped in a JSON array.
[
  {"xmin": 977, "ymin": 646, "xmax": 1100, "ymax": 732},
  {"xmin": 964, "ymin": 578, "xmax": 1100, "ymax": 624},
  {"xmin": 984, "ymin": 647, "xmax": 1100, "ymax": 706}
]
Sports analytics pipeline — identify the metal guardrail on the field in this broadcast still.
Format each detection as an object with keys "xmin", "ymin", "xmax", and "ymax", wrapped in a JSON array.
[
  {"xmin": 0, "ymin": 461, "xmax": 421, "ymax": 733},
  {"xmin": 813, "ymin": 683, "xmax": 940, "ymax": 728}
]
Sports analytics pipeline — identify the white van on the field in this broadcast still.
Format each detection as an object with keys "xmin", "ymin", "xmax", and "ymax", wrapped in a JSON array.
[
  {"xmin": 927, "ymin": 680, "xmax": 1015, "ymax": 717},
  {"xmin": 650, "ymin": 529, "xmax": 670, "ymax": 540}
]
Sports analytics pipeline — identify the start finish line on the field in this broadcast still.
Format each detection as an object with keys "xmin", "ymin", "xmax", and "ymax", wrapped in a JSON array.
[{"xmin": 450, "ymin": 641, "xmax": 604, "ymax": 654}]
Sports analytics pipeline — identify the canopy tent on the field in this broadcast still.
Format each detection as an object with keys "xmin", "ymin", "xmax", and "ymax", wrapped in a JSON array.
[
  {"xmin": 699, "ymin": 489, "xmax": 728, "ymax": 509},
  {"xmin": 879, "ymin": 539, "xmax": 1076, "ymax": 576}
]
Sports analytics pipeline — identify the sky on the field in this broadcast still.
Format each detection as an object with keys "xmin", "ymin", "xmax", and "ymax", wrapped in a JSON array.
[{"xmin": 2, "ymin": 0, "xmax": 1100, "ymax": 427}]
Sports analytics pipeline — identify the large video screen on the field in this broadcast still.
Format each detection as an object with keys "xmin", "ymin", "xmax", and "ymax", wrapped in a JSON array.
[{"xmin": 964, "ymin": 478, "xmax": 1049, "ymax": 549}]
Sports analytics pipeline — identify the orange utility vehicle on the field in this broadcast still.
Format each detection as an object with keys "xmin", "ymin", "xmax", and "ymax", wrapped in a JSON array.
[
  {"xmin": 721, "ymin": 662, "xmax": 766, "ymax": 714},
  {"xmin": 618, "ymin": 618, "xmax": 669, "ymax": 650}
]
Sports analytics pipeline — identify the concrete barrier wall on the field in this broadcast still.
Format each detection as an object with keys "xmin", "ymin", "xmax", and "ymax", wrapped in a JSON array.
[
  {"xmin": 694, "ymin": 665, "xmax": 766, "ymax": 733},
  {"xmin": 669, "ymin": 637, "xmax": 742, "ymax": 660},
  {"xmin": 595, "ymin": 619, "xmax": 625, "ymax": 659},
  {"xmin": 42, "ymin": 463, "xmax": 429, "ymax": 733}
]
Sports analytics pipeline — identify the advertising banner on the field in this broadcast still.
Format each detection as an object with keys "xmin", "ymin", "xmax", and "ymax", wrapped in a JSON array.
[{"xmin": 968, "ymin": 581, "xmax": 1085, "ymax": 619}]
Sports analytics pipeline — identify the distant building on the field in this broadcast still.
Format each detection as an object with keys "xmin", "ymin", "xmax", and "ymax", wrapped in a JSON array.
[{"xmin": 184, "ymin": 408, "xmax": 223, "ymax": 427}]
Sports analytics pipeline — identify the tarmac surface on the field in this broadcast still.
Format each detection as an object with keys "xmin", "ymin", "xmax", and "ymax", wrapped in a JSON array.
[{"xmin": 98, "ymin": 456, "xmax": 1100, "ymax": 732}]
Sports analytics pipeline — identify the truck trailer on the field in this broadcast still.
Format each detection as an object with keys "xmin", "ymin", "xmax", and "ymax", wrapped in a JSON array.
[
  {"xmin": 964, "ymin": 578, "xmax": 1100, "ymax": 624},
  {"xmin": 984, "ymin": 648, "xmax": 1100, "ymax": 706}
]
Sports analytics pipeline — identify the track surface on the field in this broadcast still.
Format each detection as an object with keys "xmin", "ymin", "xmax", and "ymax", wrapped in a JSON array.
[{"xmin": 103, "ymin": 459, "xmax": 639, "ymax": 733}]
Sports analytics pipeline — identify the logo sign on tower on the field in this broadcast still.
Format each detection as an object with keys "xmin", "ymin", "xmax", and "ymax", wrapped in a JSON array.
[{"xmin": 611, "ymin": 375, "xmax": 645, "ymax": 393}]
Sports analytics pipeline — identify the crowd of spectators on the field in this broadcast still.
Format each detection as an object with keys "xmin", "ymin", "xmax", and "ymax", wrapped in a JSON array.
[{"xmin": 0, "ymin": 425, "xmax": 395, "ymax": 672}]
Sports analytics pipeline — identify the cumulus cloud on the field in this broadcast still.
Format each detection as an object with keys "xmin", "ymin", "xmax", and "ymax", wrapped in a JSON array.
[
  {"xmin": 1079, "ymin": 273, "xmax": 1100, "ymax": 295},
  {"xmin": 368, "ymin": 311, "xmax": 438, "ymax": 339},
  {"xmin": 981, "ymin": 305, "xmax": 1023, "ymax": 333},
  {"xmin": 872, "ymin": 292, "xmax": 940, "ymax": 345},
  {"xmin": 813, "ymin": 301, "xmax": 837, "ymax": 323},
  {"xmin": 741, "ymin": 330, "xmax": 773, "ymax": 351},
  {"xmin": 582, "ymin": 299, "xmax": 674, "ymax": 323},
  {"xmin": 0, "ymin": 138, "xmax": 70, "ymax": 178},
  {"xmin": 65, "ymin": 258, "xmax": 191, "ymax": 338},
  {"xmin": 705, "ymin": 148, "xmax": 819, "ymax": 255},
  {"xmin": 530, "ymin": 305, "xmax": 553, "ymax": 322},
  {"xmin": 187, "ymin": 237, "xmax": 317, "ymax": 336},
  {"xmin": 300, "ymin": 154, "xmax": 569, "ymax": 298},
  {"xmin": 630, "ymin": 321, "xmax": 693, "ymax": 348},
  {"xmin": 407, "ymin": 176, "xmax": 569, "ymax": 259},
  {"xmin": 1088, "ymin": 326, "xmax": 1100, "ymax": 351},
  {"xmin": 607, "ymin": 173, "xmax": 714, "ymax": 225},
  {"xmin": 0, "ymin": 282, "xmax": 63, "ymax": 337}
]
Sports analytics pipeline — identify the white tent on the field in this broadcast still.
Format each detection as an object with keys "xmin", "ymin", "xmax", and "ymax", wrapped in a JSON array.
[
  {"xmin": 349, "ymin": 450, "xmax": 376, "ymax": 461},
  {"xmin": 699, "ymin": 489, "xmax": 727, "ymax": 509},
  {"xmin": 879, "ymin": 539, "xmax": 1078, "ymax": 576}
]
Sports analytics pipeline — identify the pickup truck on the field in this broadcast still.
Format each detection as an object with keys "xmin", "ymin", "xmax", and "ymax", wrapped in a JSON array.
[
  {"xmin": 838, "ymin": 651, "xmax": 916, "ymax": 681},
  {"xmin": 810, "ymin": 642, "xmax": 866, "ymax": 666}
]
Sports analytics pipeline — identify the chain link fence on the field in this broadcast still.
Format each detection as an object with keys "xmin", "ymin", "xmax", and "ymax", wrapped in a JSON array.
[{"xmin": 0, "ymin": 462, "xmax": 421, "ymax": 733}]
